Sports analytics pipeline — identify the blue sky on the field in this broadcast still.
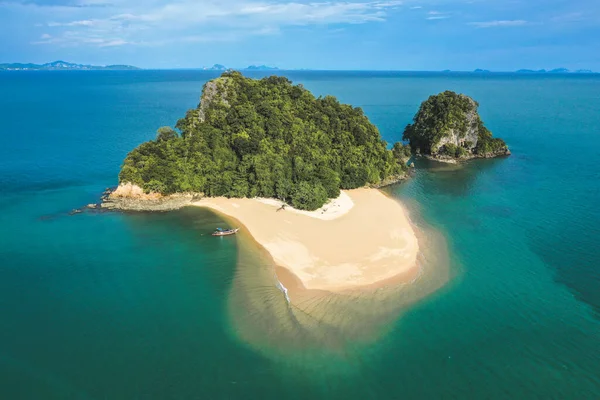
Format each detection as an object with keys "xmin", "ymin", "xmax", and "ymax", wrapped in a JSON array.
[{"xmin": 1, "ymin": 0, "xmax": 599, "ymax": 70}]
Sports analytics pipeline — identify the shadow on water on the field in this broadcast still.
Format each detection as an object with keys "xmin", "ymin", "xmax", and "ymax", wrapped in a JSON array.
[
  {"xmin": 528, "ymin": 213, "xmax": 600, "ymax": 318},
  {"xmin": 414, "ymin": 157, "xmax": 506, "ymax": 197}
]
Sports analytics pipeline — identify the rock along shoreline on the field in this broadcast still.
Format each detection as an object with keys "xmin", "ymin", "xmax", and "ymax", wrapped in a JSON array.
[
  {"xmin": 99, "ymin": 173, "xmax": 412, "ymax": 213},
  {"xmin": 420, "ymin": 149, "xmax": 511, "ymax": 165},
  {"xmin": 100, "ymin": 183, "xmax": 203, "ymax": 212}
]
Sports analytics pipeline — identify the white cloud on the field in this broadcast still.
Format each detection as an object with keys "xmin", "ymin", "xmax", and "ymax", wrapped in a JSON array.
[
  {"xmin": 470, "ymin": 20, "xmax": 527, "ymax": 28},
  {"xmin": 136, "ymin": 27, "xmax": 280, "ymax": 47},
  {"xmin": 99, "ymin": 39, "xmax": 128, "ymax": 47},
  {"xmin": 48, "ymin": 19, "xmax": 96, "ymax": 27},
  {"xmin": 32, "ymin": 0, "xmax": 405, "ymax": 47},
  {"xmin": 32, "ymin": 28, "xmax": 129, "ymax": 47},
  {"xmin": 372, "ymin": 1, "xmax": 404, "ymax": 8},
  {"xmin": 426, "ymin": 10, "xmax": 450, "ymax": 20},
  {"xmin": 141, "ymin": 1, "xmax": 402, "ymax": 25}
]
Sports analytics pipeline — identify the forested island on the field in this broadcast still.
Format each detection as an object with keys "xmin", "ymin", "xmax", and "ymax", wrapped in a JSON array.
[
  {"xmin": 117, "ymin": 71, "xmax": 409, "ymax": 211},
  {"xmin": 403, "ymin": 91, "xmax": 510, "ymax": 162},
  {"xmin": 112, "ymin": 75, "xmax": 509, "ymax": 212}
]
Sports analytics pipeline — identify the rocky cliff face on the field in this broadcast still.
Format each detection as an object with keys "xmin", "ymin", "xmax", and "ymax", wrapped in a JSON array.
[
  {"xmin": 198, "ymin": 79, "xmax": 231, "ymax": 123},
  {"xmin": 101, "ymin": 183, "xmax": 201, "ymax": 211},
  {"xmin": 431, "ymin": 100, "xmax": 479, "ymax": 153},
  {"xmin": 403, "ymin": 91, "xmax": 509, "ymax": 162}
]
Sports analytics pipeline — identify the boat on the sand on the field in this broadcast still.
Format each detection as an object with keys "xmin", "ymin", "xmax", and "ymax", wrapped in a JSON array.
[{"xmin": 212, "ymin": 228, "xmax": 239, "ymax": 236}]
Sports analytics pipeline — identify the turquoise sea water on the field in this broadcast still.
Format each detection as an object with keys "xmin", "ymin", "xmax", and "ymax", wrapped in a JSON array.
[{"xmin": 1, "ymin": 71, "xmax": 600, "ymax": 398}]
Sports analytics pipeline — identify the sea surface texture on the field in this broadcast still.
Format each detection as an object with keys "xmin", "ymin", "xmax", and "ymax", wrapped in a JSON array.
[{"xmin": 1, "ymin": 71, "xmax": 600, "ymax": 398}]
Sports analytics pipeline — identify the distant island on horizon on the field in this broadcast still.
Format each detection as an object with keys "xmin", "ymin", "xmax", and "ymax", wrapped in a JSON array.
[
  {"xmin": 0, "ymin": 60, "xmax": 139, "ymax": 71},
  {"xmin": 515, "ymin": 68, "xmax": 595, "ymax": 74},
  {"xmin": 198, "ymin": 66, "xmax": 597, "ymax": 73},
  {"xmin": 471, "ymin": 68, "xmax": 596, "ymax": 74},
  {"xmin": 1, "ymin": 61, "xmax": 596, "ymax": 74},
  {"xmin": 0, "ymin": 61, "xmax": 281, "ymax": 72},
  {"xmin": 201, "ymin": 64, "xmax": 279, "ymax": 71}
]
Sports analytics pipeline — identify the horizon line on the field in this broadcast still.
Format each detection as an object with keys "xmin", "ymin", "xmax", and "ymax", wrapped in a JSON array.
[{"xmin": 2, "ymin": 68, "xmax": 598, "ymax": 74}]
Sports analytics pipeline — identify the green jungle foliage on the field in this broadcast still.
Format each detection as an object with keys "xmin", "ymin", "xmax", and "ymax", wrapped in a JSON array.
[
  {"xmin": 475, "ymin": 120, "xmax": 509, "ymax": 155},
  {"xmin": 402, "ymin": 91, "xmax": 473, "ymax": 154},
  {"xmin": 392, "ymin": 142, "xmax": 412, "ymax": 160},
  {"xmin": 403, "ymin": 91, "xmax": 508, "ymax": 158},
  {"xmin": 119, "ymin": 71, "xmax": 404, "ymax": 210},
  {"xmin": 439, "ymin": 143, "xmax": 469, "ymax": 158}
]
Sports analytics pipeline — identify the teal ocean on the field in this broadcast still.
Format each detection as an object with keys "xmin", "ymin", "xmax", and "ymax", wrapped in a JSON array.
[{"xmin": 1, "ymin": 71, "xmax": 600, "ymax": 398}]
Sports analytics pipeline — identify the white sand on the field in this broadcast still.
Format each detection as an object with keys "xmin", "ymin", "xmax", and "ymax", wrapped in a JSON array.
[
  {"xmin": 193, "ymin": 189, "xmax": 419, "ymax": 291},
  {"xmin": 256, "ymin": 191, "xmax": 354, "ymax": 220}
]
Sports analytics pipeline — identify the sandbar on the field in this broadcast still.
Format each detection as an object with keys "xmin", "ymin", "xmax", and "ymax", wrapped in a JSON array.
[{"xmin": 192, "ymin": 188, "xmax": 419, "ymax": 291}]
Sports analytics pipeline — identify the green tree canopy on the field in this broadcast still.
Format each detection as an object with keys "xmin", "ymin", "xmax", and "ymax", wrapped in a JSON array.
[
  {"xmin": 156, "ymin": 126, "xmax": 178, "ymax": 142},
  {"xmin": 403, "ymin": 91, "xmax": 508, "ymax": 159},
  {"xmin": 118, "ymin": 71, "xmax": 406, "ymax": 210}
]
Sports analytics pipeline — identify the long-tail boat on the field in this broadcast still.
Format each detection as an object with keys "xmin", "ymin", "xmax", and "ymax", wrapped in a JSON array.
[{"xmin": 212, "ymin": 228, "xmax": 239, "ymax": 236}]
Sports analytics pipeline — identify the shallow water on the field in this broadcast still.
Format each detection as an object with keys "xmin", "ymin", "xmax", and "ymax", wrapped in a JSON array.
[
  {"xmin": 226, "ymin": 210, "xmax": 450, "ymax": 362},
  {"xmin": 1, "ymin": 71, "xmax": 600, "ymax": 398}
]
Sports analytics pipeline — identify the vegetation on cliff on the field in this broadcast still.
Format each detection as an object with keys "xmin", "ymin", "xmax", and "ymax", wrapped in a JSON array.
[
  {"xmin": 119, "ymin": 71, "xmax": 407, "ymax": 210},
  {"xmin": 403, "ymin": 91, "xmax": 509, "ymax": 160}
]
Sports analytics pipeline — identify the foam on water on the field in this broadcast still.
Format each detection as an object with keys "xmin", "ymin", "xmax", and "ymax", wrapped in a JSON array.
[{"xmin": 275, "ymin": 278, "xmax": 291, "ymax": 304}]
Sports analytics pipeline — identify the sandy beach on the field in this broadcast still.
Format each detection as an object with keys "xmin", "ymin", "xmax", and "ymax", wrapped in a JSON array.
[{"xmin": 193, "ymin": 189, "xmax": 419, "ymax": 291}]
